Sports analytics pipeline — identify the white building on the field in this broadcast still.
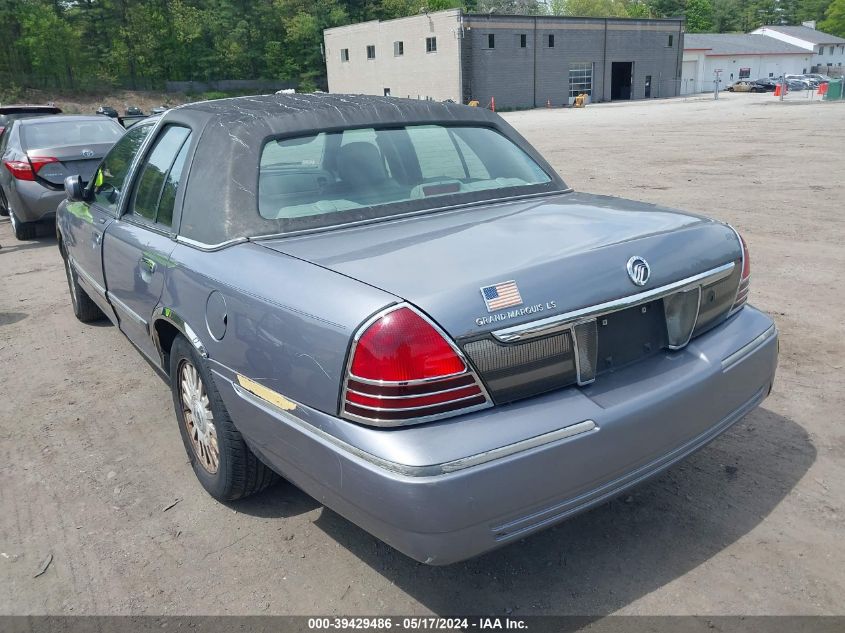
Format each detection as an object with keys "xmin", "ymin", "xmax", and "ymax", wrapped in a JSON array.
[
  {"xmin": 682, "ymin": 33, "xmax": 812, "ymax": 94},
  {"xmin": 751, "ymin": 24, "xmax": 845, "ymax": 72}
]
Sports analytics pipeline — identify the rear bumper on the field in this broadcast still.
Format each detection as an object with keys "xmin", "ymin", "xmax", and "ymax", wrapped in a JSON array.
[
  {"xmin": 8, "ymin": 181, "xmax": 63, "ymax": 222},
  {"xmin": 214, "ymin": 306, "xmax": 778, "ymax": 565}
]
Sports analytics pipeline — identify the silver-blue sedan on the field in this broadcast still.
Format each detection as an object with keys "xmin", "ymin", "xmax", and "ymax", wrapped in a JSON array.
[{"xmin": 55, "ymin": 94, "xmax": 778, "ymax": 565}]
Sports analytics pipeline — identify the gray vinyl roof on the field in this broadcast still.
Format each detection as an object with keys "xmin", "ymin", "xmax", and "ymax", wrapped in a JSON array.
[
  {"xmin": 756, "ymin": 25, "xmax": 845, "ymax": 45},
  {"xmin": 162, "ymin": 93, "xmax": 567, "ymax": 244},
  {"xmin": 684, "ymin": 33, "xmax": 810, "ymax": 55}
]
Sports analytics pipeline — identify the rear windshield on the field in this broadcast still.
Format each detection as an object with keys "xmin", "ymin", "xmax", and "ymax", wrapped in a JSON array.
[
  {"xmin": 22, "ymin": 119, "xmax": 122, "ymax": 151},
  {"xmin": 258, "ymin": 125, "xmax": 553, "ymax": 232}
]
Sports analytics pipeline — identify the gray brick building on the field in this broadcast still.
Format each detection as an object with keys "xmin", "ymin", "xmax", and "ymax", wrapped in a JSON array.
[{"xmin": 324, "ymin": 10, "xmax": 685, "ymax": 108}]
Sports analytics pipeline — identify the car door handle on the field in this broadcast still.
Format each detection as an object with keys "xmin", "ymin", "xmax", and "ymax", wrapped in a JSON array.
[
  {"xmin": 139, "ymin": 256, "xmax": 157, "ymax": 274},
  {"xmin": 93, "ymin": 232, "xmax": 102, "ymax": 246}
]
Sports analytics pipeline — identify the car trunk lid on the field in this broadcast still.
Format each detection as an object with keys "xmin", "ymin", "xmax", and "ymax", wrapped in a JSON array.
[
  {"xmin": 27, "ymin": 143, "xmax": 112, "ymax": 187},
  {"xmin": 257, "ymin": 192, "xmax": 741, "ymax": 340}
]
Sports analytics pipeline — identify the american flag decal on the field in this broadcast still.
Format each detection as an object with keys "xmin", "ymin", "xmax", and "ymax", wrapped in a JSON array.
[{"xmin": 480, "ymin": 280, "xmax": 523, "ymax": 313}]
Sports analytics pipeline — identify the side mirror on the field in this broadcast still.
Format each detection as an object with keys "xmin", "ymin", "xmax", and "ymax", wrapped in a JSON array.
[{"xmin": 64, "ymin": 175, "xmax": 86, "ymax": 202}]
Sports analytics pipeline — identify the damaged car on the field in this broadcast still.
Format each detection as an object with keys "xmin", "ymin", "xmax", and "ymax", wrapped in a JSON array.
[{"xmin": 55, "ymin": 94, "xmax": 778, "ymax": 565}]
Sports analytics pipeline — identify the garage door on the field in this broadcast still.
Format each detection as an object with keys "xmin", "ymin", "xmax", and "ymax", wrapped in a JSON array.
[{"xmin": 681, "ymin": 60, "xmax": 699, "ymax": 94}]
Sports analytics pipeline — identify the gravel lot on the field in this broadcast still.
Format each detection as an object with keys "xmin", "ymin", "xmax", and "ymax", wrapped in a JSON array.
[{"xmin": 1, "ymin": 93, "xmax": 843, "ymax": 616}]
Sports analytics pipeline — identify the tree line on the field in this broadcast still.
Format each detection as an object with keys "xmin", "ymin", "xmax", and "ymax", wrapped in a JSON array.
[{"xmin": 0, "ymin": 0, "xmax": 842, "ymax": 94}]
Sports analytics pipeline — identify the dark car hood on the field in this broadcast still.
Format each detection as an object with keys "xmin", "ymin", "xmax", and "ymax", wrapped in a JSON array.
[{"xmin": 257, "ymin": 192, "xmax": 741, "ymax": 338}]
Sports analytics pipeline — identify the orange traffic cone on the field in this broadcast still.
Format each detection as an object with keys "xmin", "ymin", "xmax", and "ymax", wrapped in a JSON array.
[
  {"xmin": 819, "ymin": 82, "xmax": 828, "ymax": 96},
  {"xmin": 773, "ymin": 84, "xmax": 781, "ymax": 97}
]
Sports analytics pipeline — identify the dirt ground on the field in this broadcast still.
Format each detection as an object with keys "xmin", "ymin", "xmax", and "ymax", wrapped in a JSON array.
[{"xmin": 0, "ymin": 93, "xmax": 843, "ymax": 616}]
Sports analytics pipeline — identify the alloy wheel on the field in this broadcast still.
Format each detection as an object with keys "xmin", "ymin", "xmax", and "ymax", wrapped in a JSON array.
[{"xmin": 178, "ymin": 360, "xmax": 219, "ymax": 474}]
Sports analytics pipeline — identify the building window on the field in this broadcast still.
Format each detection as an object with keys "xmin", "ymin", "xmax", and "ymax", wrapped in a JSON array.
[
  {"xmin": 667, "ymin": 34, "xmax": 673, "ymax": 47},
  {"xmin": 830, "ymin": 46, "xmax": 835, "ymax": 55},
  {"xmin": 393, "ymin": 41, "xmax": 403, "ymax": 56},
  {"xmin": 819, "ymin": 46, "xmax": 824, "ymax": 55},
  {"xmin": 547, "ymin": 34, "xmax": 555, "ymax": 48},
  {"xmin": 487, "ymin": 33, "xmax": 495, "ymax": 49},
  {"xmin": 569, "ymin": 62, "xmax": 593, "ymax": 100},
  {"xmin": 340, "ymin": 48, "xmax": 349, "ymax": 62},
  {"xmin": 426, "ymin": 37, "xmax": 436, "ymax": 53},
  {"xmin": 520, "ymin": 34, "xmax": 527, "ymax": 48},
  {"xmin": 367, "ymin": 45, "xmax": 376, "ymax": 60},
  {"xmin": 384, "ymin": 88, "xmax": 391, "ymax": 97},
  {"xmin": 739, "ymin": 67, "xmax": 750, "ymax": 79}
]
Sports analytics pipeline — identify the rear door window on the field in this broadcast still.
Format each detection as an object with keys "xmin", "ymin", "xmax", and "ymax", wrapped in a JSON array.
[{"xmin": 129, "ymin": 125, "xmax": 192, "ymax": 227}]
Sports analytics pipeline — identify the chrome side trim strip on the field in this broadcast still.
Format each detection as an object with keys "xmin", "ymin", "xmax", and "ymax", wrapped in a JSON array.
[
  {"xmin": 175, "ymin": 235, "xmax": 249, "ymax": 252},
  {"xmin": 493, "ymin": 261, "xmax": 736, "ymax": 343},
  {"xmin": 229, "ymin": 374, "xmax": 594, "ymax": 477},
  {"xmin": 439, "ymin": 420, "xmax": 597, "ymax": 473},
  {"xmin": 107, "ymin": 293, "xmax": 147, "ymax": 328},
  {"xmin": 721, "ymin": 324, "xmax": 776, "ymax": 371},
  {"xmin": 69, "ymin": 256, "xmax": 107, "ymax": 298},
  {"xmin": 151, "ymin": 306, "xmax": 208, "ymax": 358}
]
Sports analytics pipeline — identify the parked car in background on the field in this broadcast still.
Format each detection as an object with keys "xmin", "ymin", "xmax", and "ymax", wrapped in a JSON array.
[
  {"xmin": 56, "ymin": 94, "xmax": 777, "ymax": 565},
  {"xmin": 0, "ymin": 105, "xmax": 62, "ymax": 138},
  {"xmin": 785, "ymin": 75, "xmax": 813, "ymax": 89},
  {"xmin": 803, "ymin": 73, "xmax": 831, "ymax": 84},
  {"xmin": 96, "ymin": 105, "xmax": 119, "ymax": 118},
  {"xmin": 0, "ymin": 105, "xmax": 63, "ymax": 216},
  {"xmin": 1, "ymin": 114, "xmax": 124, "ymax": 239},
  {"xmin": 727, "ymin": 80, "xmax": 766, "ymax": 93},
  {"xmin": 751, "ymin": 78, "xmax": 777, "ymax": 92},
  {"xmin": 125, "ymin": 106, "xmax": 143, "ymax": 116},
  {"xmin": 150, "ymin": 106, "xmax": 168, "ymax": 115}
]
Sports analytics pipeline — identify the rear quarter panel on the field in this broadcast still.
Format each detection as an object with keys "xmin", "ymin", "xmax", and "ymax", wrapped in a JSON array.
[{"xmin": 157, "ymin": 242, "xmax": 399, "ymax": 415}]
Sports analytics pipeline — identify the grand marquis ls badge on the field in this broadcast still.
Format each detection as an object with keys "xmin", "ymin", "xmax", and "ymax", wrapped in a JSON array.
[{"xmin": 627, "ymin": 256, "xmax": 650, "ymax": 286}]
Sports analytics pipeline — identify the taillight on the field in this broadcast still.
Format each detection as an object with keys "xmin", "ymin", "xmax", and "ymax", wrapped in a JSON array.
[
  {"xmin": 3, "ymin": 156, "xmax": 58, "ymax": 181},
  {"xmin": 732, "ymin": 232, "xmax": 751, "ymax": 311},
  {"xmin": 341, "ymin": 305, "xmax": 491, "ymax": 426}
]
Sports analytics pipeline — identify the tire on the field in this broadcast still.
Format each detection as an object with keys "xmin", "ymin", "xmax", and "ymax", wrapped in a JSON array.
[
  {"xmin": 0, "ymin": 188, "xmax": 9, "ymax": 217},
  {"xmin": 169, "ymin": 336, "xmax": 277, "ymax": 501},
  {"xmin": 62, "ymin": 253, "xmax": 104, "ymax": 322},
  {"xmin": 10, "ymin": 211, "xmax": 37, "ymax": 240}
]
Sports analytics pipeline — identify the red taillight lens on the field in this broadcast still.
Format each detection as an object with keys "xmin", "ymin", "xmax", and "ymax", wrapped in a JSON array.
[
  {"xmin": 342, "ymin": 305, "xmax": 489, "ymax": 426},
  {"xmin": 351, "ymin": 306, "xmax": 466, "ymax": 381},
  {"xmin": 732, "ymin": 233, "xmax": 751, "ymax": 311},
  {"xmin": 3, "ymin": 156, "xmax": 58, "ymax": 181},
  {"xmin": 4, "ymin": 160, "xmax": 35, "ymax": 181}
]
